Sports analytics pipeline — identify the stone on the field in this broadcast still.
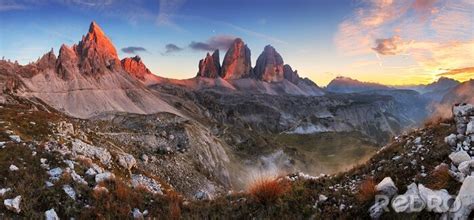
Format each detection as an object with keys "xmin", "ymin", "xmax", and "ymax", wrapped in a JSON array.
[
  {"xmin": 9, "ymin": 135, "xmax": 21, "ymax": 143},
  {"xmin": 369, "ymin": 201, "xmax": 385, "ymax": 219},
  {"xmin": 195, "ymin": 190, "xmax": 211, "ymax": 200},
  {"xmin": 117, "ymin": 153, "xmax": 136, "ymax": 171},
  {"xmin": 85, "ymin": 168, "xmax": 97, "ymax": 176},
  {"xmin": 95, "ymin": 172, "xmax": 115, "ymax": 183},
  {"xmin": 140, "ymin": 154, "xmax": 149, "ymax": 163},
  {"xmin": 71, "ymin": 170, "xmax": 87, "ymax": 185},
  {"xmin": 445, "ymin": 134, "xmax": 457, "ymax": 147},
  {"xmin": 466, "ymin": 120, "xmax": 474, "ymax": 135},
  {"xmin": 283, "ymin": 64, "xmax": 300, "ymax": 84},
  {"xmin": 418, "ymin": 184, "xmax": 452, "ymax": 213},
  {"xmin": 0, "ymin": 141, "xmax": 5, "ymax": 148},
  {"xmin": 45, "ymin": 208, "xmax": 59, "ymax": 220},
  {"xmin": 458, "ymin": 160, "xmax": 474, "ymax": 176},
  {"xmin": 71, "ymin": 139, "xmax": 112, "ymax": 165},
  {"xmin": 197, "ymin": 50, "xmax": 221, "ymax": 78},
  {"xmin": 391, "ymin": 183, "xmax": 424, "ymax": 213},
  {"xmin": 63, "ymin": 185, "xmax": 76, "ymax": 200},
  {"xmin": 0, "ymin": 188, "xmax": 11, "ymax": 196},
  {"xmin": 131, "ymin": 174, "xmax": 162, "ymax": 195},
  {"xmin": 9, "ymin": 164, "xmax": 19, "ymax": 172},
  {"xmin": 375, "ymin": 177, "xmax": 398, "ymax": 198},
  {"xmin": 221, "ymin": 38, "xmax": 253, "ymax": 80},
  {"xmin": 449, "ymin": 151, "xmax": 471, "ymax": 165},
  {"xmin": 48, "ymin": 167, "xmax": 63, "ymax": 181},
  {"xmin": 452, "ymin": 176, "xmax": 474, "ymax": 219},
  {"xmin": 4, "ymin": 195, "xmax": 21, "ymax": 213}
]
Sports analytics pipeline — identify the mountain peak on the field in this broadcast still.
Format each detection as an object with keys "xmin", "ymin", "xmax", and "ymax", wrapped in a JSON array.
[
  {"xmin": 254, "ymin": 45, "xmax": 284, "ymax": 82},
  {"xmin": 221, "ymin": 38, "xmax": 252, "ymax": 80},
  {"xmin": 197, "ymin": 49, "xmax": 221, "ymax": 78},
  {"xmin": 121, "ymin": 55, "xmax": 151, "ymax": 80}
]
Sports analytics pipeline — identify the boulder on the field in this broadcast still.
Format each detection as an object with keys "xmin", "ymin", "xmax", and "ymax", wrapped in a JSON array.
[
  {"xmin": 466, "ymin": 120, "xmax": 474, "ymax": 135},
  {"xmin": 117, "ymin": 153, "xmax": 137, "ymax": 171},
  {"xmin": 0, "ymin": 188, "xmax": 11, "ymax": 196},
  {"xmin": 63, "ymin": 185, "xmax": 76, "ymax": 200},
  {"xmin": 45, "ymin": 208, "xmax": 59, "ymax": 220},
  {"xmin": 392, "ymin": 183, "xmax": 424, "ymax": 213},
  {"xmin": 376, "ymin": 177, "xmax": 398, "ymax": 198},
  {"xmin": 9, "ymin": 135, "xmax": 21, "ymax": 143},
  {"xmin": 458, "ymin": 160, "xmax": 474, "ymax": 176},
  {"xmin": 445, "ymin": 134, "xmax": 457, "ymax": 147},
  {"xmin": 452, "ymin": 176, "xmax": 474, "ymax": 219},
  {"xmin": 418, "ymin": 184, "xmax": 452, "ymax": 213},
  {"xmin": 131, "ymin": 174, "xmax": 162, "ymax": 195},
  {"xmin": 71, "ymin": 139, "xmax": 112, "ymax": 165},
  {"xmin": 95, "ymin": 172, "xmax": 115, "ymax": 183},
  {"xmin": 4, "ymin": 195, "xmax": 21, "ymax": 213},
  {"xmin": 449, "ymin": 151, "xmax": 471, "ymax": 165},
  {"xmin": 9, "ymin": 164, "xmax": 19, "ymax": 172},
  {"xmin": 47, "ymin": 167, "xmax": 63, "ymax": 181}
]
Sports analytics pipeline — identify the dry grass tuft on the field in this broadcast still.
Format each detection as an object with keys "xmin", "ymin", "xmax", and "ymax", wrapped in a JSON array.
[
  {"xmin": 426, "ymin": 165, "xmax": 453, "ymax": 190},
  {"xmin": 167, "ymin": 190, "xmax": 182, "ymax": 220},
  {"xmin": 356, "ymin": 177, "xmax": 377, "ymax": 203},
  {"xmin": 247, "ymin": 176, "xmax": 290, "ymax": 204}
]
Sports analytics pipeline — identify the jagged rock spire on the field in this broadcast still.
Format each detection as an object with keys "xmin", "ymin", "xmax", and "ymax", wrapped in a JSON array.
[
  {"xmin": 197, "ymin": 50, "xmax": 221, "ymax": 78},
  {"xmin": 254, "ymin": 45, "xmax": 284, "ymax": 82},
  {"xmin": 221, "ymin": 38, "xmax": 253, "ymax": 80}
]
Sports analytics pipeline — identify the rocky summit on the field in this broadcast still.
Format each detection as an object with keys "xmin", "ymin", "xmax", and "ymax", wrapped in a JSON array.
[
  {"xmin": 197, "ymin": 50, "xmax": 221, "ymax": 78},
  {"xmin": 221, "ymin": 38, "xmax": 253, "ymax": 80},
  {"xmin": 121, "ymin": 55, "xmax": 152, "ymax": 80},
  {"xmin": 254, "ymin": 45, "xmax": 285, "ymax": 82}
]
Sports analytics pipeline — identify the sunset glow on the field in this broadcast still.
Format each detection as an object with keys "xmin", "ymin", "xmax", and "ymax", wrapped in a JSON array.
[{"xmin": 0, "ymin": 0, "xmax": 472, "ymax": 85}]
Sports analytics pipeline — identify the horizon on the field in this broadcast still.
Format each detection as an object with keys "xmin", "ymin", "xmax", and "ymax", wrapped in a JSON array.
[{"xmin": 0, "ymin": 0, "xmax": 473, "ymax": 86}]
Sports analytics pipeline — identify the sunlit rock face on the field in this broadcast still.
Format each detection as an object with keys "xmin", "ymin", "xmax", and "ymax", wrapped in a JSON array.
[
  {"xmin": 221, "ymin": 38, "xmax": 253, "ymax": 80},
  {"xmin": 121, "ymin": 55, "xmax": 152, "ymax": 80},
  {"xmin": 283, "ymin": 64, "xmax": 300, "ymax": 85},
  {"xmin": 197, "ymin": 50, "xmax": 221, "ymax": 78},
  {"xmin": 254, "ymin": 45, "xmax": 284, "ymax": 82},
  {"xmin": 74, "ymin": 21, "xmax": 121, "ymax": 75}
]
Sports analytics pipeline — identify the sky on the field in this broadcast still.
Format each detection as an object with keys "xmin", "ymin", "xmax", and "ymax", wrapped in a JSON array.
[{"xmin": 0, "ymin": 0, "xmax": 473, "ymax": 86}]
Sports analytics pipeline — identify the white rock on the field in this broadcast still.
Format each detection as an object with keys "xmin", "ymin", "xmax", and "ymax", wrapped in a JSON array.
[
  {"xmin": 418, "ymin": 184, "xmax": 452, "ymax": 213},
  {"xmin": 9, "ymin": 164, "xmax": 19, "ymax": 172},
  {"xmin": 132, "ymin": 208, "xmax": 144, "ymax": 219},
  {"xmin": 466, "ymin": 120, "xmax": 474, "ymax": 135},
  {"xmin": 319, "ymin": 194, "xmax": 328, "ymax": 202},
  {"xmin": 71, "ymin": 139, "xmax": 111, "ymax": 166},
  {"xmin": 4, "ymin": 195, "xmax": 21, "ymax": 213},
  {"xmin": 0, "ymin": 141, "xmax": 5, "ymax": 148},
  {"xmin": 452, "ymin": 176, "xmax": 474, "ymax": 219},
  {"xmin": 131, "ymin": 174, "xmax": 162, "ymax": 195},
  {"xmin": 0, "ymin": 188, "xmax": 11, "ymax": 196},
  {"xmin": 445, "ymin": 134, "xmax": 458, "ymax": 147},
  {"xmin": 117, "ymin": 153, "xmax": 136, "ymax": 171},
  {"xmin": 85, "ymin": 168, "xmax": 97, "ymax": 176},
  {"xmin": 392, "ymin": 156, "xmax": 402, "ymax": 161},
  {"xmin": 369, "ymin": 201, "xmax": 385, "ymax": 219},
  {"xmin": 453, "ymin": 104, "xmax": 474, "ymax": 117},
  {"xmin": 392, "ymin": 183, "xmax": 424, "ymax": 213},
  {"xmin": 458, "ymin": 160, "xmax": 474, "ymax": 176},
  {"xmin": 47, "ymin": 167, "xmax": 63, "ymax": 181},
  {"xmin": 376, "ymin": 177, "xmax": 398, "ymax": 198},
  {"xmin": 62, "ymin": 185, "xmax": 76, "ymax": 200},
  {"xmin": 9, "ymin": 135, "xmax": 21, "ymax": 143},
  {"xmin": 95, "ymin": 172, "xmax": 115, "ymax": 183},
  {"xmin": 71, "ymin": 170, "xmax": 87, "ymax": 185},
  {"xmin": 414, "ymin": 137, "xmax": 421, "ymax": 144},
  {"xmin": 449, "ymin": 151, "xmax": 471, "ymax": 165},
  {"xmin": 45, "ymin": 208, "xmax": 59, "ymax": 220},
  {"xmin": 64, "ymin": 160, "xmax": 75, "ymax": 169}
]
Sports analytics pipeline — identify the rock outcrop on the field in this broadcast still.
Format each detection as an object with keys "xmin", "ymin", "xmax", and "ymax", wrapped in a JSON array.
[
  {"xmin": 74, "ymin": 21, "xmax": 121, "ymax": 75},
  {"xmin": 254, "ymin": 45, "xmax": 284, "ymax": 82},
  {"xmin": 221, "ymin": 38, "xmax": 252, "ymax": 80},
  {"xmin": 283, "ymin": 64, "xmax": 300, "ymax": 84},
  {"xmin": 121, "ymin": 55, "xmax": 152, "ymax": 80},
  {"xmin": 197, "ymin": 50, "xmax": 221, "ymax": 78}
]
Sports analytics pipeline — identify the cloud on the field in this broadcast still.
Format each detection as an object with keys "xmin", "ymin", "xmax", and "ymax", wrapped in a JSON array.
[
  {"xmin": 438, "ymin": 67, "xmax": 474, "ymax": 77},
  {"xmin": 164, "ymin": 44, "xmax": 183, "ymax": 54},
  {"xmin": 372, "ymin": 36, "xmax": 406, "ymax": 55},
  {"xmin": 189, "ymin": 35, "xmax": 236, "ymax": 51},
  {"xmin": 121, "ymin": 46, "xmax": 147, "ymax": 54},
  {"xmin": 156, "ymin": 0, "xmax": 186, "ymax": 29},
  {"xmin": 0, "ymin": 0, "xmax": 28, "ymax": 11}
]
